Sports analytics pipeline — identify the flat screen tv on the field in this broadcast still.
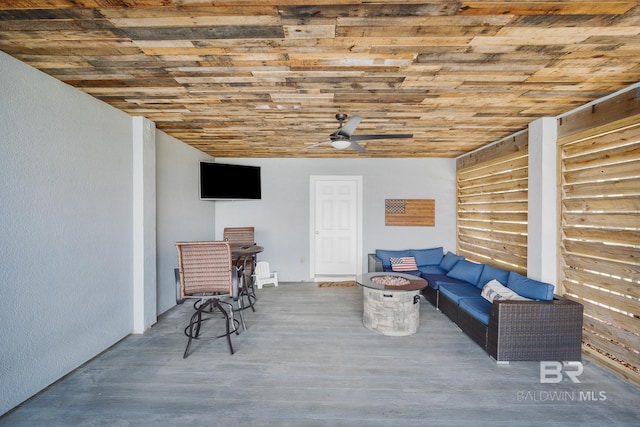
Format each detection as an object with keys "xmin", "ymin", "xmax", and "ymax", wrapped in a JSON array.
[{"xmin": 199, "ymin": 162, "xmax": 261, "ymax": 200}]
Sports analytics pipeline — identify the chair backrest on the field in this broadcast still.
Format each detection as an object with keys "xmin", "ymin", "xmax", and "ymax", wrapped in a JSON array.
[
  {"xmin": 176, "ymin": 241, "xmax": 233, "ymax": 299},
  {"xmin": 254, "ymin": 261, "xmax": 271, "ymax": 279},
  {"xmin": 223, "ymin": 227, "xmax": 255, "ymax": 245}
]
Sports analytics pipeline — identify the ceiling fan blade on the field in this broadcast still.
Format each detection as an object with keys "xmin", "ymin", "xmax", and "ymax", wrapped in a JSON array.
[
  {"xmin": 349, "ymin": 140, "xmax": 367, "ymax": 152},
  {"xmin": 350, "ymin": 133, "xmax": 413, "ymax": 141},
  {"xmin": 306, "ymin": 140, "xmax": 332, "ymax": 149},
  {"xmin": 336, "ymin": 115, "xmax": 362, "ymax": 137}
]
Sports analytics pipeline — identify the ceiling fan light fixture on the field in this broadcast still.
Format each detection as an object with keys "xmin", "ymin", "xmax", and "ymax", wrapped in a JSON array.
[
  {"xmin": 307, "ymin": 113, "xmax": 409, "ymax": 152},
  {"xmin": 331, "ymin": 139, "xmax": 351, "ymax": 149}
]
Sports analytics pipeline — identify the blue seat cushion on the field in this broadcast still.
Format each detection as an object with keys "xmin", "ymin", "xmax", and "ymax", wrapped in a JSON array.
[
  {"xmin": 439, "ymin": 283, "xmax": 482, "ymax": 304},
  {"xmin": 459, "ymin": 297, "xmax": 492, "ymax": 326},
  {"xmin": 507, "ymin": 272, "xmax": 554, "ymax": 301},
  {"xmin": 422, "ymin": 274, "xmax": 467, "ymax": 290},
  {"xmin": 411, "ymin": 247, "xmax": 443, "ymax": 267},
  {"xmin": 419, "ymin": 265, "xmax": 447, "ymax": 275},
  {"xmin": 376, "ymin": 249, "xmax": 412, "ymax": 270},
  {"xmin": 477, "ymin": 264, "xmax": 510, "ymax": 289},
  {"xmin": 401, "ymin": 270, "xmax": 422, "ymax": 277},
  {"xmin": 439, "ymin": 251, "xmax": 464, "ymax": 272},
  {"xmin": 446, "ymin": 259, "xmax": 484, "ymax": 286}
]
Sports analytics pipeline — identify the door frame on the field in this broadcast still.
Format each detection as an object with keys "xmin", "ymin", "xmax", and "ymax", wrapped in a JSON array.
[{"xmin": 309, "ymin": 175, "xmax": 363, "ymax": 281}]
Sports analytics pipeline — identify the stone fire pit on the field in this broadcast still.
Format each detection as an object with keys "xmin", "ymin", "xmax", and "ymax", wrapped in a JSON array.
[{"xmin": 356, "ymin": 273, "xmax": 427, "ymax": 336}]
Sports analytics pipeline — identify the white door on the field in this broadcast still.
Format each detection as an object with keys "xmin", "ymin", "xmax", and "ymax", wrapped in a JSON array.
[{"xmin": 310, "ymin": 176, "xmax": 362, "ymax": 279}]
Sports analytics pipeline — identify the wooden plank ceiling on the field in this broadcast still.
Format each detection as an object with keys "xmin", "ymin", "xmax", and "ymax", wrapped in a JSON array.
[{"xmin": 1, "ymin": 1, "xmax": 639, "ymax": 158}]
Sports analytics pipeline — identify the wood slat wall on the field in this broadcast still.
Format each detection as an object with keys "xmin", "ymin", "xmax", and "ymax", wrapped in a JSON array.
[
  {"xmin": 457, "ymin": 149, "xmax": 529, "ymax": 274},
  {"xmin": 559, "ymin": 119, "xmax": 640, "ymax": 386}
]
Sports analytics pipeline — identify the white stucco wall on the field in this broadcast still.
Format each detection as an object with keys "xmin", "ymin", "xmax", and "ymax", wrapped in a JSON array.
[
  {"xmin": 213, "ymin": 158, "xmax": 457, "ymax": 281},
  {"xmin": 155, "ymin": 131, "xmax": 215, "ymax": 315},
  {"xmin": 0, "ymin": 52, "xmax": 135, "ymax": 414}
]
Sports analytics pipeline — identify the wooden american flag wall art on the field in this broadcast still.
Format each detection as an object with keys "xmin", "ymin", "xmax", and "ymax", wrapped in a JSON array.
[{"xmin": 385, "ymin": 199, "xmax": 435, "ymax": 226}]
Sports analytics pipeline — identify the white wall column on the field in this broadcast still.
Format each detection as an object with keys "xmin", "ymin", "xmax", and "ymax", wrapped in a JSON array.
[
  {"xmin": 133, "ymin": 116, "xmax": 157, "ymax": 333},
  {"xmin": 527, "ymin": 117, "xmax": 558, "ymax": 288}
]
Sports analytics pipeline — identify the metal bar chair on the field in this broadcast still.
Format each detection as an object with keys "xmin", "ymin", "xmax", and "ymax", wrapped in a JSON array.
[{"xmin": 175, "ymin": 241, "xmax": 247, "ymax": 358}]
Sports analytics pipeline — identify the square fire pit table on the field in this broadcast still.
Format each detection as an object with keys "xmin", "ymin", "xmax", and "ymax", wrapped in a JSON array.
[{"xmin": 356, "ymin": 272, "xmax": 427, "ymax": 336}]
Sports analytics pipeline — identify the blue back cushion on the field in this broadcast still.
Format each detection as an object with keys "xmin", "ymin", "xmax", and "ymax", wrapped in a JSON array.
[
  {"xmin": 507, "ymin": 272, "xmax": 554, "ymax": 301},
  {"xmin": 411, "ymin": 247, "xmax": 443, "ymax": 267},
  {"xmin": 375, "ymin": 249, "xmax": 412, "ymax": 270},
  {"xmin": 446, "ymin": 259, "xmax": 484, "ymax": 286},
  {"xmin": 477, "ymin": 264, "xmax": 510, "ymax": 289},
  {"xmin": 439, "ymin": 251, "xmax": 464, "ymax": 272}
]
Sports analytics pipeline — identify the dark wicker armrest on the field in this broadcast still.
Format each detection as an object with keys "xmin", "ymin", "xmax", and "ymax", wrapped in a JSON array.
[
  {"xmin": 487, "ymin": 297, "xmax": 583, "ymax": 362},
  {"xmin": 368, "ymin": 253, "xmax": 383, "ymax": 272}
]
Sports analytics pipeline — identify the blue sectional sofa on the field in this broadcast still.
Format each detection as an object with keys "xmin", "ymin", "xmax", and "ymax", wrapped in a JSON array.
[{"xmin": 368, "ymin": 248, "xmax": 583, "ymax": 362}]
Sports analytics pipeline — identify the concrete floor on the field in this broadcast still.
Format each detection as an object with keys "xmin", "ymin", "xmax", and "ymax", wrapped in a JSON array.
[{"xmin": 2, "ymin": 282, "xmax": 638, "ymax": 426}]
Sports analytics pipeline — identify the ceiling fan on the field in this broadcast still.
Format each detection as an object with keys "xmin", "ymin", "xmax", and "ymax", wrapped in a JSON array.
[{"xmin": 308, "ymin": 113, "xmax": 413, "ymax": 152}]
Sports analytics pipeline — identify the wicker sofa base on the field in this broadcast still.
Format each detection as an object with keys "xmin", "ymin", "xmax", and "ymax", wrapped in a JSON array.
[
  {"xmin": 456, "ymin": 304, "xmax": 488, "ymax": 350},
  {"xmin": 422, "ymin": 285, "xmax": 438, "ymax": 307},
  {"xmin": 438, "ymin": 291, "xmax": 459, "ymax": 323},
  {"xmin": 432, "ymin": 290, "xmax": 583, "ymax": 362},
  {"xmin": 488, "ymin": 299, "xmax": 584, "ymax": 362}
]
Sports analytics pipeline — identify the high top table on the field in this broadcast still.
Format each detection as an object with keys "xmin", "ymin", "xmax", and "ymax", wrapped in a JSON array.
[
  {"xmin": 356, "ymin": 272, "xmax": 427, "ymax": 336},
  {"xmin": 230, "ymin": 244, "xmax": 263, "ymax": 268},
  {"xmin": 230, "ymin": 244, "xmax": 263, "ymax": 311}
]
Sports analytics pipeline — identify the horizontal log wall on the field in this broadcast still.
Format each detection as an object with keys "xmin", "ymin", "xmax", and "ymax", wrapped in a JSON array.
[
  {"xmin": 457, "ymin": 150, "xmax": 529, "ymax": 274},
  {"xmin": 559, "ymin": 108, "xmax": 640, "ymax": 387}
]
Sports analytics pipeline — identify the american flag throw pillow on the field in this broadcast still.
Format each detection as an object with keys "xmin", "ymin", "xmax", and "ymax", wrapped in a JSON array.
[{"xmin": 390, "ymin": 256, "xmax": 418, "ymax": 271}]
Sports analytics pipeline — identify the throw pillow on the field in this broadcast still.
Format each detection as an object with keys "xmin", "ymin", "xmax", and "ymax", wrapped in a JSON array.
[
  {"xmin": 439, "ymin": 251, "xmax": 464, "ymax": 272},
  {"xmin": 446, "ymin": 259, "xmax": 484, "ymax": 286},
  {"xmin": 481, "ymin": 279, "xmax": 530, "ymax": 303},
  {"xmin": 390, "ymin": 256, "xmax": 418, "ymax": 272},
  {"xmin": 376, "ymin": 249, "xmax": 412, "ymax": 269}
]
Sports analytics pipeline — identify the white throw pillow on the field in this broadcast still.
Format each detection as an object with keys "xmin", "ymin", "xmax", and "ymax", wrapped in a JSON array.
[{"xmin": 481, "ymin": 279, "xmax": 530, "ymax": 303}]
